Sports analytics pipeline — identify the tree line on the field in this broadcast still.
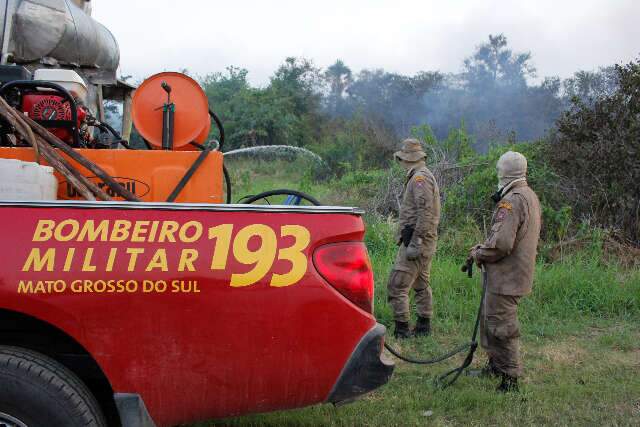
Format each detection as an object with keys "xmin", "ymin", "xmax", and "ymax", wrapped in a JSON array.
[{"xmin": 202, "ymin": 34, "xmax": 619, "ymax": 154}]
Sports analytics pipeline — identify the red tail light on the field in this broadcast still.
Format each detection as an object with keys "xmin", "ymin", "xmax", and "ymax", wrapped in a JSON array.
[{"xmin": 313, "ymin": 242, "xmax": 374, "ymax": 313}]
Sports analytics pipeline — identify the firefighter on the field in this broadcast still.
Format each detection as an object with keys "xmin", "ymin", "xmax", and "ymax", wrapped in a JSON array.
[
  {"xmin": 387, "ymin": 139, "xmax": 441, "ymax": 339},
  {"xmin": 468, "ymin": 151, "xmax": 541, "ymax": 392}
]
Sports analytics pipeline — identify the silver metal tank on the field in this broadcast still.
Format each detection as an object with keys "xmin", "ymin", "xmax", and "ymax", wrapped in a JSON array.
[{"xmin": 0, "ymin": 0, "xmax": 119, "ymax": 82}]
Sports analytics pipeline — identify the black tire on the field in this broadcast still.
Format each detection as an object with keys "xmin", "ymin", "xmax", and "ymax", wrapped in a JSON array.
[{"xmin": 0, "ymin": 346, "xmax": 107, "ymax": 427}]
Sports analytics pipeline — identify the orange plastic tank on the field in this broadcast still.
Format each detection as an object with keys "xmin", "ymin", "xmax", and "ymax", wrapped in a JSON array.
[{"xmin": 0, "ymin": 147, "xmax": 223, "ymax": 203}]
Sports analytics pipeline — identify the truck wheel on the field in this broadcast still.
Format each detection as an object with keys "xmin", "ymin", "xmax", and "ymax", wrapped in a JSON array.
[{"xmin": 0, "ymin": 346, "xmax": 107, "ymax": 427}]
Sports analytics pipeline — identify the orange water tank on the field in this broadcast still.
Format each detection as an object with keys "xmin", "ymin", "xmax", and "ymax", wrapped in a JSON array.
[{"xmin": 0, "ymin": 148, "xmax": 223, "ymax": 203}]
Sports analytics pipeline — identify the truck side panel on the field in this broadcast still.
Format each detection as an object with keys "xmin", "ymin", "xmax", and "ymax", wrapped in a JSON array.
[{"xmin": 0, "ymin": 204, "xmax": 375, "ymax": 426}]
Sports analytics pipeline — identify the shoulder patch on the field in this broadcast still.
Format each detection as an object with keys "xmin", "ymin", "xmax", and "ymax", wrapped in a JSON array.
[
  {"xmin": 413, "ymin": 175, "xmax": 426, "ymax": 187},
  {"xmin": 496, "ymin": 208, "xmax": 509, "ymax": 221},
  {"xmin": 498, "ymin": 201, "xmax": 513, "ymax": 211}
]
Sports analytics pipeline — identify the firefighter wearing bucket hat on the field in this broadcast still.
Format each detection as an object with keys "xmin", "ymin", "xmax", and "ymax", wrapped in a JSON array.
[
  {"xmin": 468, "ymin": 151, "xmax": 541, "ymax": 392},
  {"xmin": 387, "ymin": 139, "xmax": 441, "ymax": 339}
]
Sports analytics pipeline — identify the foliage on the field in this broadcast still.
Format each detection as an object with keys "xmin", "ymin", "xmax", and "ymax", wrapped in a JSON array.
[
  {"xmin": 306, "ymin": 115, "xmax": 396, "ymax": 175},
  {"xmin": 344, "ymin": 69, "xmax": 443, "ymax": 136},
  {"xmin": 201, "ymin": 60, "xmax": 324, "ymax": 150},
  {"xmin": 550, "ymin": 59, "xmax": 640, "ymax": 244},
  {"xmin": 440, "ymin": 140, "xmax": 570, "ymax": 243},
  {"xmin": 562, "ymin": 66, "xmax": 619, "ymax": 104},
  {"xmin": 197, "ymin": 33, "xmax": 618, "ymax": 164}
]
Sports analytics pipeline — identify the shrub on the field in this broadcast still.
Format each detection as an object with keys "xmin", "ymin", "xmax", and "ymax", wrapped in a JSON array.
[
  {"xmin": 549, "ymin": 59, "xmax": 640, "ymax": 244},
  {"xmin": 441, "ymin": 140, "xmax": 570, "ymax": 243}
]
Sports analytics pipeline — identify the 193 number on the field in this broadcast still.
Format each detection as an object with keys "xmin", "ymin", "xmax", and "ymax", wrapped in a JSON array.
[{"xmin": 208, "ymin": 224, "xmax": 311, "ymax": 288}]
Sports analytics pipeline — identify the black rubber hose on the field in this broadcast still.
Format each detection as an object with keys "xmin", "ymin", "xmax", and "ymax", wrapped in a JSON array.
[
  {"xmin": 93, "ymin": 121, "xmax": 131, "ymax": 149},
  {"xmin": 383, "ymin": 341, "xmax": 471, "ymax": 365},
  {"xmin": 240, "ymin": 189, "xmax": 321, "ymax": 206},
  {"xmin": 100, "ymin": 121, "xmax": 123, "ymax": 141},
  {"xmin": 209, "ymin": 109, "xmax": 225, "ymax": 152},
  {"xmin": 206, "ymin": 110, "xmax": 229, "ymax": 202},
  {"xmin": 223, "ymin": 164, "xmax": 232, "ymax": 204},
  {"xmin": 385, "ymin": 269, "xmax": 488, "ymax": 389}
]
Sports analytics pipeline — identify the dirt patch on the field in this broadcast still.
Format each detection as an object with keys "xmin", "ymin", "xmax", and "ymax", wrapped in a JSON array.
[
  {"xmin": 547, "ymin": 235, "xmax": 640, "ymax": 268},
  {"xmin": 537, "ymin": 338, "xmax": 587, "ymax": 366},
  {"xmin": 606, "ymin": 348, "xmax": 640, "ymax": 368}
]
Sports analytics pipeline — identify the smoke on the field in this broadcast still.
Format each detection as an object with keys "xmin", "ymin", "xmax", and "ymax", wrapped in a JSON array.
[{"xmin": 322, "ymin": 35, "xmax": 619, "ymax": 151}]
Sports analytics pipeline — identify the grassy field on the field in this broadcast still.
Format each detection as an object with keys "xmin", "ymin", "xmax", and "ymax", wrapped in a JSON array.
[{"xmin": 196, "ymin": 158, "xmax": 640, "ymax": 426}]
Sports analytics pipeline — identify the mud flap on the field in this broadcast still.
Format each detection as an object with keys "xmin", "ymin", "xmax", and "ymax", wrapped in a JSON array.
[
  {"xmin": 114, "ymin": 393, "xmax": 156, "ymax": 427},
  {"xmin": 327, "ymin": 324, "xmax": 394, "ymax": 405}
]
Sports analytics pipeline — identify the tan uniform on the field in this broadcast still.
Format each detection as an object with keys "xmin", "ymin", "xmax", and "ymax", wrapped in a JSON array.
[
  {"xmin": 387, "ymin": 165, "xmax": 441, "ymax": 322},
  {"xmin": 475, "ymin": 181, "xmax": 541, "ymax": 377}
]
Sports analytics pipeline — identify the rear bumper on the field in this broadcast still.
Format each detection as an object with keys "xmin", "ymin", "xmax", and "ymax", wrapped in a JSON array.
[{"xmin": 326, "ymin": 323, "xmax": 394, "ymax": 404}]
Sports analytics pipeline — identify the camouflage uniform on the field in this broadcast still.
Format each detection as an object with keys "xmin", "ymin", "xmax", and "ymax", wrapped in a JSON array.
[
  {"xmin": 387, "ymin": 164, "xmax": 441, "ymax": 322},
  {"xmin": 473, "ymin": 180, "xmax": 541, "ymax": 378}
]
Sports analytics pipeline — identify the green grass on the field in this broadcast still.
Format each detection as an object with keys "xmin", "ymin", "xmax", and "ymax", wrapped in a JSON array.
[{"xmin": 195, "ymin": 159, "xmax": 640, "ymax": 426}]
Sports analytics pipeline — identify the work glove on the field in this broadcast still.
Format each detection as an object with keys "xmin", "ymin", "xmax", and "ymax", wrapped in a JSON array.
[
  {"xmin": 469, "ymin": 244, "xmax": 482, "ymax": 267},
  {"xmin": 400, "ymin": 225, "xmax": 415, "ymax": 247},
  {"xmin": 406, "ymin": 237, "xmax": 422, "ymax": 261}
]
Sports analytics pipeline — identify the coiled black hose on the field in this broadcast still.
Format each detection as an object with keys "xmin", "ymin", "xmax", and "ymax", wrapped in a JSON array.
[
  {"xmin": 222, "ymin": 164, "xmax": 232, "ymax": 204},
  {"xmin": 210, "ymin": 109, "xmax": 225, "ymax": 152},
  {"xmin": 209, "ymin": 109, "xmax": 231, "ymax": 203},
  {"xmin": 239, "ymin": 189, "xmax": 321, "ymax": 206},
  {"xmin": 93, "ymin": 120, "xmax": 131, "ymax": 149}
]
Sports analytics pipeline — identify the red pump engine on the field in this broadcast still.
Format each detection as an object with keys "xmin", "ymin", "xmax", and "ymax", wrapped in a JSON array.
[{"xmin": 21, "ymin": 93, "xmax": 87, "ymax": 143}]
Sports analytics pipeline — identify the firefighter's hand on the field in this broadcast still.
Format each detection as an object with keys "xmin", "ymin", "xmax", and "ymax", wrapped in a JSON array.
[
  {"xmin": 401, "ymin": 225, "xmax": 415, "ymax": 247},
  {"xmin": 469, "ymin": 244, "xmax": 482, "ymax": 267},
  {"xmin": 406, "ymin": 238, "xmax": 422, "ymax": 261}
]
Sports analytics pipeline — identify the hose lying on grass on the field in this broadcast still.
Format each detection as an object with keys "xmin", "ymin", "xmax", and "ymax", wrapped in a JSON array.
[{"xmin": 384, "ymin": 262, "xmax": 487, "ymax": 388}]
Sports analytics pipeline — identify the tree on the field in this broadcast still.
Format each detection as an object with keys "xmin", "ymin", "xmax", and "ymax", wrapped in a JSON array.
[
  {"xmin": 346, "ymin": 69, "xmax": 442, "ymax": 135},
  {"xmin": 434, "ymin": 34, "xmax": 552, "ymax": 150},
  {"xmin": 269, "ymin": 57, "xmax": 322, "ymax": 117},
  {"xmin": 200, "ymin": 59, "xmax": 325, "ymax": 149},
  {"xmin": 324, "ymin": 59, "xmax": 352, "ymax": 116},
  {"xmin": 463, "ymin": 34, "xmax": 536, "ymax": 90},
  {"xmin": 562, "ymin": 66, "xmax": 618, "ymax": 105}
]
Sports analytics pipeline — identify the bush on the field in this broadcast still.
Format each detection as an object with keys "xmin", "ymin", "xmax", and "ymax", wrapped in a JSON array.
[
  {"xmin": 549, "ymin": 59, "xmax": 640, "ymax": 244},
  {"xmin": 307, "ymin": 116, "xmax": 397, "ymax": 176},
  {"xmin": 440, "ymin": 140, "xmax": 570, "ymax": 243}
]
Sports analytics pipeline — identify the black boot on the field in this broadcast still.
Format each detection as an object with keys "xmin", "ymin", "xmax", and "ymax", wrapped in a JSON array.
[
  {"xmin": 497, "ymin": 374, "xmax": 519, "ymax": 393},
  {"xmin": 414, "ymin": 316, "xmax": 431, "ymax": 336},
  {"xmin": 466, "ymin": 360, "xmax": 500, "ymax": 378},
  {"xmin": 393, "ymin": 321, "xmax": 412, "ymax": 339}
]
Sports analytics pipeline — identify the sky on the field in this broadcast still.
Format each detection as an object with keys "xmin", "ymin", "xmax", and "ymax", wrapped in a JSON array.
[{"xmin": 93, "ymin": 0, "xmax": 640, "ymax": 86}]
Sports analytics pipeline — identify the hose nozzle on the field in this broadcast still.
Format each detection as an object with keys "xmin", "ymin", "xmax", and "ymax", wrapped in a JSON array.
[{"xmin": 461, "ymin": 258, "xmax": 474, "ymax": 278}]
